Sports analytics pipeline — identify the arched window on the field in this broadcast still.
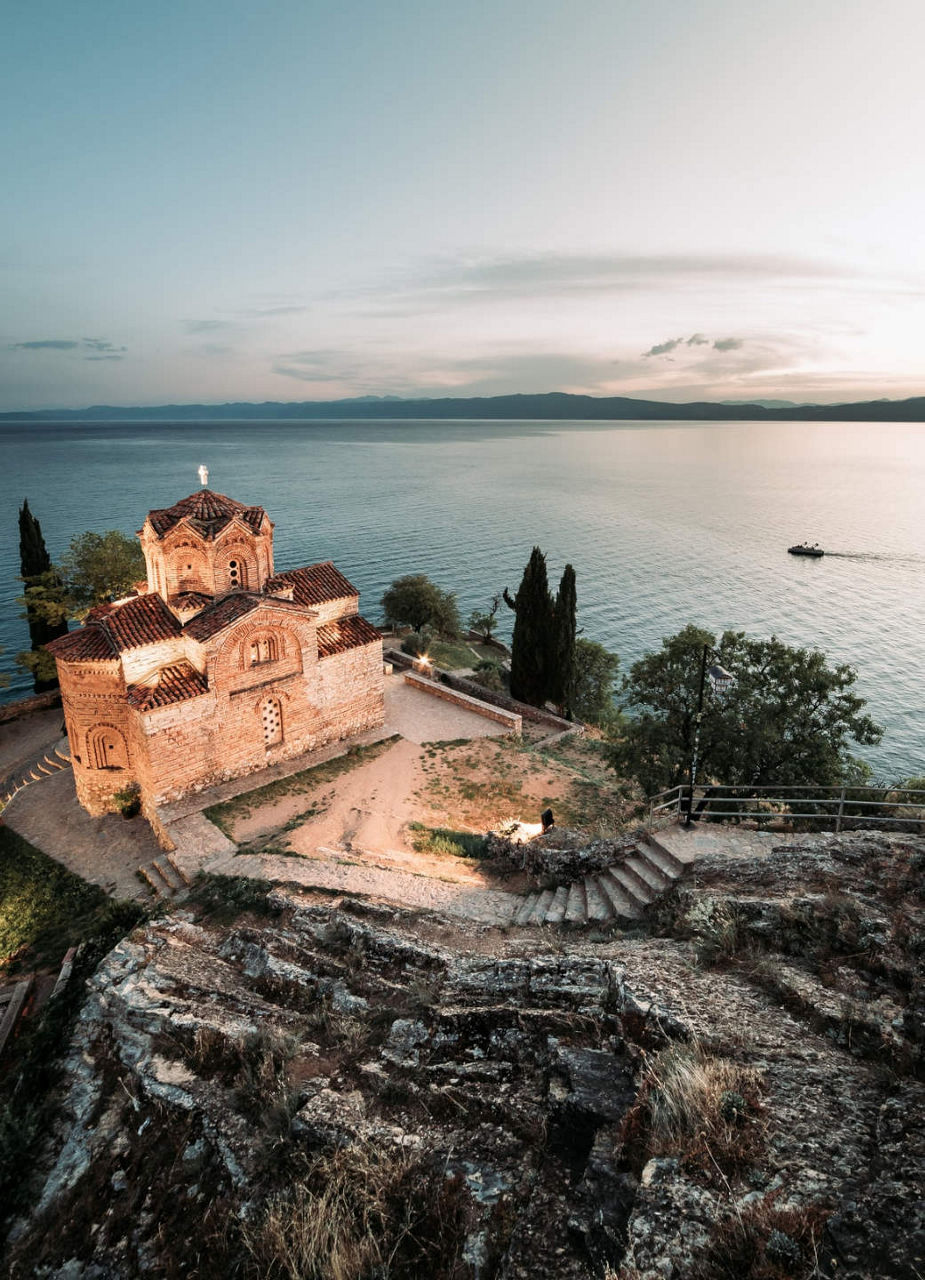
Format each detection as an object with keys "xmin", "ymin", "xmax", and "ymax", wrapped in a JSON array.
[
  {"xmin": 88, "ymin": 726, "xmax": 128, "ymax": 770},
  {"xmin": 261, "ymin": 697, "xmax": 282, "ymax": 746},
  {"xmin": 249, "ymin": 635, "xmax": 279, "ymax": 666}
]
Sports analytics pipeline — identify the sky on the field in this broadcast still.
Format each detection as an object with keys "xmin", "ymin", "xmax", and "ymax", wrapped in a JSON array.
[{"xmin": 2, "ymin": 0, "xmax": 925, "ymax": 411}]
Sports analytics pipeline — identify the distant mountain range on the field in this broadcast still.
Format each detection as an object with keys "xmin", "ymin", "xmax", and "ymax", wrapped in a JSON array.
[{"xmin": 3, "ymin": 391, "xmax": 925, "ymax": 422}]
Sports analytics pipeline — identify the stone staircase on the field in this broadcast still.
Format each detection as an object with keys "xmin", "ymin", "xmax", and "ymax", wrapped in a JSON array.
[
  {"xmin": 509, "ymin": 833, "xmax": 685, "ymax": 928},
  {"xmin": 0, "ymin": 739, "xmax": 72, "ymax": 810},
  {"xmin": 136, "ymin": 852, "xmax": 192, "ymax": 900}
]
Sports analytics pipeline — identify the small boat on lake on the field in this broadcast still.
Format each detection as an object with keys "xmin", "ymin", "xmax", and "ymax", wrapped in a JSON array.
[{"xmin": 788, "ymin": 543, "xmax": 824, "ymax": 557}]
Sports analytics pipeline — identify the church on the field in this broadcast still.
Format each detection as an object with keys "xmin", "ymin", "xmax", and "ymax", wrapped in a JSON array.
[{"xmin": 47, "ymin": 484, "xmax": 385, "ymax": 819}]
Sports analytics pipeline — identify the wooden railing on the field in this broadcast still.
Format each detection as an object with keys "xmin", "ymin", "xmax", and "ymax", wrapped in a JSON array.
[{"xmin": 647, "ymin": 783, "xmax": 925, "ymax": 832}]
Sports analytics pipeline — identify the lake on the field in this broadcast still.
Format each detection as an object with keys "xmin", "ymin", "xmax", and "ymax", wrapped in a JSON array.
[{"xmin": 2, "ymin": 418, "xmax": 922, "ymax": 779}]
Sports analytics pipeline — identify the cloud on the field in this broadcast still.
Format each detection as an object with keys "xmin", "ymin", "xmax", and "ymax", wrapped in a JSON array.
[
  {"xmin": 274, "ymin": 349, "xmax": 361, "ymax": 383},
  {"xmin": 643, "ymin": 337, "xmax": 684, "ymax": 357},
  {"xmin": 713, "ymin": 337, "xmax": 743, "ymax": 352},
  {"xmin": 184, "ymin": 319, "xmax": 234, "ymax": 334},
  {"xmin": 686, "ymin": 333, "xmax": 709, "ymax": 346},
  {"xmin": 10, "ymin": 337, "xmax": 127, "ymax": 358},
  {"xmin": 10, "ymin": 339, "xmax": 79, "ymax": 351},
  {"xmin": 81, "ymin": 338, "xmax": 127, "ymax": 353},
  {"xmin": 239, "ymin": 305, "xmax": 308, "ymax": 318},
  {"xmin": 350, "ymin": 251, "xmax": 869, "ymax": 314}
]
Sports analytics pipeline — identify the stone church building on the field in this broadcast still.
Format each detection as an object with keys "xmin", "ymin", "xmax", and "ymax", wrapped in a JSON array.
[{"xmin": 47, "ymin": 488, "xmax": 385, "ymax": 818}]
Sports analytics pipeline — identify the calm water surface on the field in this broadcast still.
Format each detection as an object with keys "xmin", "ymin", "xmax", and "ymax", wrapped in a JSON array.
[{"xmin": 2, "ymin": 418, "xmax": 922, "ymax": 778}]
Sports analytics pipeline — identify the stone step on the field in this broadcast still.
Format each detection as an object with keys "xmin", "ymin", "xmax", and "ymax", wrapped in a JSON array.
[
  {"xmin": 54, "ymin": 742, "xmax": 72, "ymax": 764},
  {"xmin": 597, "ymin": 869, "xmax": 643, "ymax": 919},
  {"xmin": 527, "ymin": 887, "xmax": 556, "ymax": 926},
  {"xmin": 166, "ymin": 852, "xmax": 192, "ymax": 887},
  {"xmin": 137, "ymin": 866, "xmax": 162, "ymax": 897},
  {"xmin": 609, "ymin": 862, "xmax": 656, "ymax": 906},
  {"xmin": 543, "ymin": 884, "xmax": 570, "ymax": 926},
  {"xmin": 583, "ymin": 875, "xmax": 614, "ymax": 923},
  {"xmin": 640, "ymin": 839, "xmax": 684, "ymax": 880},
  {"xmin": 41, "ymin": 754, "xmax": 64, "ymax": 772},
  {"xmin": 152, "ymin": 858, "xmax": 182, "ymax": 894},
  {"xmin": 513, "ymin": 893, "xmax": 538, "ymax": 927},
  {"xmin": 35, "ymin": 761, "xmax": 53, "ymax": 776},
  {"xmin": 563, "ymin": 879, "xmax": 587, "ymax": 925},
  {"xmin": 626, "ymin": 853, "xmax": 671, "ymax": 894}
]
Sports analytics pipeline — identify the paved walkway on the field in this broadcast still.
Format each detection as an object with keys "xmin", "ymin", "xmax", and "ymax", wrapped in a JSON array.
[
  {"xmin": 0, "ymin": 708, "xmax": 63, "ymax": 779},
  {"xmin": 207, "ymin": 849, "xmax": 521, "ymax": 925},
  {"xmin": 3, "ymin": 770, "xmax": 160, "ymax": 900},
  {"xmin": 653, "ymin": 822, "xmax": 801, "ymax": 863}
]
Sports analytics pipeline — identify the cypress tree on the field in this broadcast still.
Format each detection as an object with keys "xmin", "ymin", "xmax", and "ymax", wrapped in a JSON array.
[
  {"xmin": 505, "ymin": 547, "xmax": 555, "ymax": 706},
  {"xmin": 552, "ymin": 563, "xmax": 577, "ymax": 718},
  {"xmin": 18, "ymin": 500, "xmax": 67, "ymax": 691}
]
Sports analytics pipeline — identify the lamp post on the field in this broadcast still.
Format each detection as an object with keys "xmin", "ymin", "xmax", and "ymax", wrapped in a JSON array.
[{"xmin": 684, "ymin": 646, "xmax": 734, "ymax": 828}]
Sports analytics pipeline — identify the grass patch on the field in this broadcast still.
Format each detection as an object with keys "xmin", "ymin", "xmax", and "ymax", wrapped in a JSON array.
[
  {"xmin": 621, "ymin": 1041, "xmax": 766, "ymax": 1182},
  {"xmin": 242, "ymin": 1144, "xmax": 472, "ymax": 1280},
  {"xmin": 188, "ymin": 873, "xmax": 282, "ymax": 925},
  {"xmin": 0, "ymin": 826, "xmax": 143, "ymax": 975},
  {"xmin": 426, "ymin": 638, "xmax": 479, "ymax": 670},
  {"xmin": 204, "ymin": 736, "xmax": 401, "ymax": 837},
  {"xmin": 408, "ymin": 823, "xmax": 488, "ymax": 859}
]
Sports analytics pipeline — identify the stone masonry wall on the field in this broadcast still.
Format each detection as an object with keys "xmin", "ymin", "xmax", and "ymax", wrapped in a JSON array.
[
  {"xmin": 134, "ymin": 639, "xmax": 384, "ymax": 808},
  {"xmin": 58, "ymin": 661, "xmax": 135, "ymax": 816}
]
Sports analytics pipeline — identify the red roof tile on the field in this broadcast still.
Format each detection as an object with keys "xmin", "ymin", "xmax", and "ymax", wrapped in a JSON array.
[
  {"xmin": 168, "ymin": 591, "xmax": 213, "ymax": 612},
  {"xmin": 46, "ymin": 593, "xmax": 181, "ymax": 662},
  {"xmin": 183, "ymin": 592, "xmax": 263, "ymax": 641},
  {"xmin": 126, "ymin": 662, "xmax": 209, "ymax": 711},
  {"xmin": 265, "ymin": 562, "xmax": 358, "ymax": 607},
  {"xmin": 103, "ymin": 594, "xmax": 182, "ymax": 649},
  {"xmin": 46, "ymin": 627, "xmax": 118, "ymax": 661},
  {"xmin": 145, "ymin": 490, "xmax": 267, "ymax": 540},
  {"xmin": 316, "ymin": 614, "xmax": 382, "ymax": 658}
]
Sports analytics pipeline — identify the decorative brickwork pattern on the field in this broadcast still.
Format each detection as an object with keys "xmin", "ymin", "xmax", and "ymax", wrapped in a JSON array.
[{"xmin": 48, "ymin": 488, "xmax": 385, "ymax": 817}]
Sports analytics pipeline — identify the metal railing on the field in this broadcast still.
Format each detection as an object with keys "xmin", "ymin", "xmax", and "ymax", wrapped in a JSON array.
[{"xmin": 647, "ymin": 783, "xmax": 925, "ymax": 833}]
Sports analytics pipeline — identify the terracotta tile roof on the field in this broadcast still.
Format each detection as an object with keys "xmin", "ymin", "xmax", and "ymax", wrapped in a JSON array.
[
  {"xmin": 316, "ymin": 614, "xmax": 382, "ymax": 658},
  {"xmin": 168, "ymin": 591, "xmax": 213, "ymax": 611},
  {"xmin": 46, "ymin": 626, "xmax": 118, "ymax": 662},
  {"xmin": 145, "ymin": 489, "xmax": 267, "ymax": 539},
  {"xmin": 126, "ymin": 662, "xmax": 209, "ymax": 711},
  {"xmin": 46, "ymin": 593, "xmax": 182, "ymax": 662},
  {"xmin": 183, "ymin": 592, "xmax": 263, "ymax": 641},
  {"xmin": 265, "ymin": 562, "xmax": 359, "ymax": 607},
  {"xmin": 103, "ymin": 593, "xmax": 182, "ymax": 649}
]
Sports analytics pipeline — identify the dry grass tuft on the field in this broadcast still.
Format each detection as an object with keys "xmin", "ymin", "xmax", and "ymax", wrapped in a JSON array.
[
  {"xmin": 622, "ymin": 1041, "xmax": 766, "ymax": 1180},
  {"xmin": 242, "ymin": 1144, "xmax": 471, "ymax": 1279}
]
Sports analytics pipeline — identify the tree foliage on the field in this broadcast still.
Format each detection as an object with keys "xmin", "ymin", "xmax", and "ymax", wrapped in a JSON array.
[
  {"xmin": 608, "ymin": 624, "xmax": 883, "ymax": 796},
  {"xmin": 17, "ymin": 501, "xmax": 68, "ymax": 690},
  {"xmin": 58, "ymin": 530, "xmax": 145, "ymax": 614},
  {"xmin": 572, "ymin": 638, "xmax": 620, "ymax": 726},
  {"xmin": 552, "ymin": 564, "xmax": 577, "ymax": 716},
  {"xmin": 468, "ymin": 593, "xmax": 502, "ymax": 643},
  {"xmin": 504, "ymin": 547, "xmax": 555, "ymax": 707},
  {"xmin": 381, "ymin": 574, "xmax": 460, "ymax": 637}
]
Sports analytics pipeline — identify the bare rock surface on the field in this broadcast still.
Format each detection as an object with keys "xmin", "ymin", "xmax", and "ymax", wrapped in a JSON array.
[{"xmin": 3, "ymin": 830, "xmax": 923, "ymax": 1279}]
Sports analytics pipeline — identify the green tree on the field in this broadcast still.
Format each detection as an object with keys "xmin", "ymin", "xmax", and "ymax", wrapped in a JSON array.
[
  {"xmin": 572, "ymin": 638, "xmax": 620, "ymax": 726},
  {"xmin": 468, "ymin": 593, "xmax": 502, "ymax": 643},
  {"xmin": 504, "ymin": 547, "xmax": 555, "ymax": 707},
  {"xmin": 17, "ymin": 501, "xmax": 68, "ymax": 691},
  {"xmin": 608, "ymin": 624, "xmax": 883, "ymax": 796},
  {"xmin": 58, "ymin": 530, "xmax": 145, "ymax": 615},
  {"xmin": 551, "ymin": 564, "xmax": 577, "ymax": 717},
  {"xmin": 381, "ymin": 574, "xmax": 461, "ymax": 636}
]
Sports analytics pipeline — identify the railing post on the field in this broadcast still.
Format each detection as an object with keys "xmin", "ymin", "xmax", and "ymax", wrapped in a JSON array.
[{"xmin": 835, "ymin": 785, "xmax": 846, "ymax": 833}]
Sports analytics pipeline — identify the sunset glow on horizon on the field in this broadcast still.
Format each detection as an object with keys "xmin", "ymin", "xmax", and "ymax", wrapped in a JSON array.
[{"xmin": 3, "ymin": 0, "xmax": 924, "ymax": 411}]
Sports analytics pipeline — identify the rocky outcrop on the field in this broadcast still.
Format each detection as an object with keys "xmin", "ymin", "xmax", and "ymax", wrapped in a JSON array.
[{"xmin": 5, "ymin": 830, "xmax": 924, "ymax": 1279}]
